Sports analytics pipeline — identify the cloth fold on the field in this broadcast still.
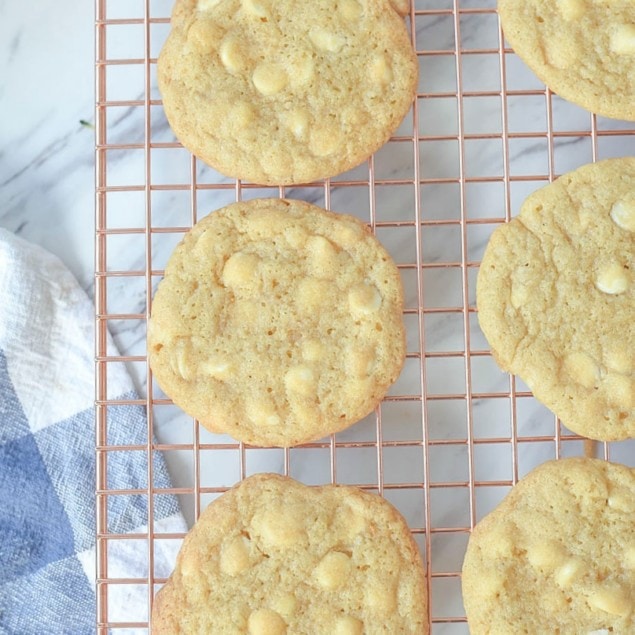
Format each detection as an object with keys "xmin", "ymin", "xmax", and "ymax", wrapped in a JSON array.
[{"xmin": 0, "ymin": 229, "xmax": 185, "ymax": 634}]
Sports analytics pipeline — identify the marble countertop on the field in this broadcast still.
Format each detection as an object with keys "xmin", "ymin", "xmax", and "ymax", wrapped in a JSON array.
[
  {"xmin": 2, "ymin": 0, "xmax": 634, "ymax": 631},
  {"xmin": 1, "ymin": 0, "xmax": 96, "ymax": 292}
]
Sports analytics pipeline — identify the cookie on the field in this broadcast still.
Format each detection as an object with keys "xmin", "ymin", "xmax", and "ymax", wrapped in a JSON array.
[
  {"xmin": 152, "ymin": 473, "xmax": 428, "ymax": 634},
  {"xmin": 462, "ymin": 458, "xmax": 635, "ymax": 634},
  {"xmin": 477, "ymin": 158, "xmax": 634, "ymax": 441},
  {"xmin": 157, "ymin": 0, "xmax": 418, "ymax": 185},
  {"xmin": 148, "ymin": 198, "xmax": 406, "ymax": 447},
  {"xmin": 497, "ymin": 0, "xmax": 635, "ymax": 121}
]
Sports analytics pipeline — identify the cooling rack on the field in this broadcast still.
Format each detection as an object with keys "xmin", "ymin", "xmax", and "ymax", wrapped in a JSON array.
[{"xmin": 95, "ymin": 0, "xmax": 635, "ymax": 632}]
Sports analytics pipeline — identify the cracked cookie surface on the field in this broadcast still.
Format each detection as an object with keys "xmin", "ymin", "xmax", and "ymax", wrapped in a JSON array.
[
  {"xmin": 157, "ymin": 0, "xmax": 418, "ymax": 185},
  {"xmin": 152, "ymin": 474, "xmax": 428, "ymax": 634},
  {"xmin": 498, "ymin": 0, "xmax": 635, "ymax": 121},
  {"xmin": 148, "ymin": 198, "xmax": 406, "ymax": 447},
  {"xmin": 462, "ymin": 458, "xmax": 635, "ymax": 634},
  {"xmin": 477, "ymin": 158, "xmax": 634, "ymax": 441}
]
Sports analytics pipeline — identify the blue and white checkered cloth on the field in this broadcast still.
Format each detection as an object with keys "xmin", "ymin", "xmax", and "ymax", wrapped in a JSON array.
[{"xmin": 0, "ymin": 229, "xmax": 186, "ymax": 634}]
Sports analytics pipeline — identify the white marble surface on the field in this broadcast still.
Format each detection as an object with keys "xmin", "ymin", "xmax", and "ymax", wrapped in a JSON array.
[{"xmin": 2, "ymin": 0, "xmax": 634, "ymax": 632}]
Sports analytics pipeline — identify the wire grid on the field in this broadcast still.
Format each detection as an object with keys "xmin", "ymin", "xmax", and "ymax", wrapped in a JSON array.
[{"xmin": 95, "ymin": 0, "xmax": 635, "ymax": 632}]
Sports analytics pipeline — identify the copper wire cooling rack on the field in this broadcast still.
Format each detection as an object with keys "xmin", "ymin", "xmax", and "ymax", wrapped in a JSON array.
[{"xmin": 95, "ymin": 0, "xmax": 635, "ymax": 632}]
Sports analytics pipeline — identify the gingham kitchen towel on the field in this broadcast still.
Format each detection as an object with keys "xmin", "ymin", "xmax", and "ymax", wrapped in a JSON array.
[{"xmin": 0, "ymin": 229, "xmax": 186, "ymax": 634}]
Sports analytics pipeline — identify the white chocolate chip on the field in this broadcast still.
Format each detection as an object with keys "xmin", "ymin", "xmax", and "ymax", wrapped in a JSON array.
[
  {"xmin": 610, "ymin": 23, "xmax": 635, "ymax": 55},
  {"xmin": 369, "ymin": 53, "xmax": 394, "ymax": 86},
  {"xmin": 309, "ymin": 29, "xmax": 345, "ymax": 52},
  {"xmin": 341, "ymin": 500, "xmax": 367, "ymax": 538},
  {"xmin": 174, "ymin": 348, "xmax": 190, "ymax": 381},
  {"xmin": 307, "ymin": 235, "xmax": 339, "ymax": 278},
  {"xmin": 595, "ymin": 263, "xmax": 629, "ymax": 295},
  {"xmin": 219, "ymin": 35, "xmax": 247, "ymax": 74},
  {"xmin": 602, "ymin": 373, "xmax": 634, "ymax": 409},
  {"xmin": 334, "ymin": 616, "xmax": 363, "ymax": 635},
  {"xmin": 246, "ymin": 211, "xmax": 285, "ymax": 234},
  {"xmin": 309, "ymin": 125, "xmax": 343, "ymax": 157},
  {"xmin": 588, "ymin": 586, "xmax": 631, "ymax": 616},
  {"xmin": 576, "ymin": 207, "xmax": 595, "ymax": 233},
  {"xmin": 230, "ymin": 101, "xmax": 255, "ymax": 130},
  {"xmin": 545, "ymin": 36, "xmax": 575, "ymax": 69},
  {"xmin": 171, "ymin": 339, "xmax": 193, "ymax": 381},
  {"xmin": 349, "ymin": 284, "xmax": 382, "ymax": 315},
  {"xmin": 587, "ymin": 630, "xmax": 610, "ymax": 635},
  {"xmin": 604, "ymin": 347, "xmax": 632, "ymax": 374},
  {"xmin": 484, "ymin": 523, "xmax": 515, "ymax": 558},
  {"xmin": 284, "ymin": 226, "xmax": 309, "ymax": 249},
  {"xmin": 333, "ymin": 223, "xmax": 362, "ymax": 249},
  {"xmin": 555, "ymin": 558, "xmax": 585, "ymax": 588},
  {"xmin": 222, "ymin": 252, "xmax": 261, "ymax": 290},
  {"xmin": 199, "ymin": 357, "xmax": 233, "ymax": 380},
  {"xmin": 527, "ymin": 540, "xmax": 567, "ymax": 571},
  {"xmin": 608, "ymin": 489, "xmax": 635, "ymax": 513},
  {"xmin": 288, "ymin": 53, "xmax": 315, "ymax": 87},
  {"xmin": 285, "ymin": 365, "xmax": 316, "ymax": 397},
  {"xmin": 198, "ymin": 0, "xmax": 222, "ymax": 10},
  {"xmin": 187, "ymin": 19, "xmax": 224, "ymax": 50},
  {"xmin": 285, "ymin": 108, "xmax": 310, "ymax": 140},
  {"xmin": 314, "ymin": 551, "xmax": 352, "ymax": 590},
  {"xmin": 242, "ymin": 0, "xmax": 270, "ymax": 19},
  {"xmin": 339, "ymin": 0, "xmax": 362, "ymax": 20},
  {"xmin": 608, "ymin": 373, "xmax": 634, "ymax": 403},
  {"xmin": 302, "ymin": 339, "xmax": 325, "ymax": 362},
  {"xmin": 342, "ymin": 106, "xmax": 369, "ymax": 128},
  {"xmin": 624, "ymin": 545, "xmax": 635, "ymax": 569},
  {"xmin": 510, "ymin": 279, "xmax": 528, "ymax": 309},
  {"xmin": 558, "ymin": 0, "xmax": 585, "ymax": 21},
  {"xmin": 610, "ymin": 197, "xmax": 635, "ymax": 232},
  {"xmin": 563, "ymin": 352, "xmax": 600, "ymax": 389},
  {"xmin": 252, "ymin": 63, "xmax": 288, "ymax": 96},
  {"xmin": 307, "ymin": 235, "xmax": 337, "ymax": 258},
  {"xmin": 248, "ymin": 609, "xmax": 287, "ymax": 635},
  {"xmin": 271, "ymin": 594, "xmax": 297, "ymax": 620},
  {"xmin": 366, "ymin": 582, "xmax": 397, "ymax": 616},
  {"xmin": 246, "ymin": 399, "xmax": 281, "ymax": 427},
  {"xmin": 345, "ymin": 514, "xmax": 366, "ymax": 538},
  {"xmin": 220, "ymin": 535, "xmax": 251, "ymax": 576},
  {"xmin": 251, "ymin": 508, "xmax": 306, "ymax": 547},
  {"xmin": 350, "ymin": 347, "xmax": 375, "ymax": 378}
]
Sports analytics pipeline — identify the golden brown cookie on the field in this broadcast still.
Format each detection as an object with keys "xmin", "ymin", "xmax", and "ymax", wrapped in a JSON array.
[
  {"xmin": 157, "ymin": 0, "xmax": 418, "ymax": 185},
  {"xmin": 148, "ymin": 198, "xmax": 406, "ymax": 447},
  {"xmin": 498, "ymin": 0, "xmax": 635, "ymax": 121},
  {"xmin": 477, "ymin": 158, "xmax": 634, "ymax": 441},
  {"xmin": 152, "ymin": 474, "xmax": 429, "ymax": 634},
  {"xmin": 462, "ymin": 458, "xmax": 635, "ymax": 634}
]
